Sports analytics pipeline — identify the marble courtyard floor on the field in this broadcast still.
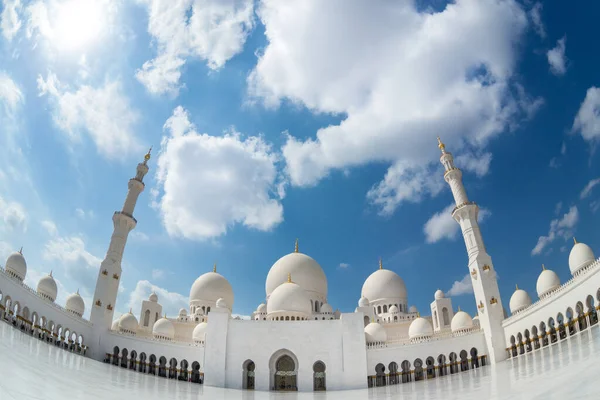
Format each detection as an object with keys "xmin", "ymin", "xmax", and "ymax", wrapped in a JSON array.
[{"xmin": 1, "ymin": 322, "xmax": 599, "ymax": 400}]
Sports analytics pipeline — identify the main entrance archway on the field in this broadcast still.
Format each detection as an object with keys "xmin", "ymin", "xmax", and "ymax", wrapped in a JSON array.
[{"xmin": 269, "ymin": 350, "xmax": 298, "ymax": 391}]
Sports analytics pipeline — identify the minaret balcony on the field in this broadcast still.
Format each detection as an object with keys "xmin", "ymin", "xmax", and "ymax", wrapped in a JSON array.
[
  {"xmin": 451, "ymin": 201, "xmax": 477, "ymax": 215},
  {"xmin": 113, "ymin": 211, "xmax": 137, "ymax": 224}
]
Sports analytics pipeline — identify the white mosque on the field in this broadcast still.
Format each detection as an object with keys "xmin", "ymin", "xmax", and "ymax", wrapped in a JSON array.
[{"xmin": 1, "ymin": 139, "xmax": 599, "ymax": 392}]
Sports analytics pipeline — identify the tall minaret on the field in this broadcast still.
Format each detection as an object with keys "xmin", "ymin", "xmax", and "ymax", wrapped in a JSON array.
[
  {"xmin": 90, "ymin": 148, "xmax": 151, "ymax": 340},
  {"xmin": 437, "ymin": 137, "xmax": 506, "ymax": 364}
]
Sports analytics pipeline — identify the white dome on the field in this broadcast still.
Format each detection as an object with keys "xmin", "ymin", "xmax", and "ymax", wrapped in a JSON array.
[
  {"xmin": 569, "ymin": 241, "xmax": 596, "ymax": 275},
  {"xmin": 451, "ymin": 310, "xmax": 474, "ymax": 332},
  {"xmin": 509, "ymin": 288, "xmax": 532, "ymax": 314},
  {"xmin": 362, "ymin": 268, "xmax": 407, "ymax": 302},
  {"xmin": 321, "ymin": 303, "xmax": 333, "ymax": 314},
  {"xmin": 536, "ymin": 268, "xmax": 561, "ymax": 297},
  {"xmin": 409, "ymin": 305, "xmax": 418, "ymax": 313},
  {"xmin": 408, "ymin": 317, "xmax": 433, "ymax": 339},
  {"xmin": 364, "ymin": 322, "xmax": 387, "ymax": 343},
  {"xmin": 111, "ymin": 320, "xmax": 119, "ymax": 331},
  {"xmin": 267, "ymin": 280, "xmax": 311, "ymax": 316},
  {"xmin": 149, "ymin": 292, "xmax": 158, "ymax": 302},
  {"xmin": 179, "ymin": 308, "xmax": 187, "ymax": 316},
  {"xmin": 118, "ymin": 312, "xmax": 138, "ymax": 333},
  {"xmin": 434, "ymin": 289, "xmax": 445, "ymax": 300},
  {"xmin": 194, "ymin": 307, "xmax": 204, "ymax": 316},
  {"xmin": 5, "ymin": 251, "xmax": 27, "ymax": 281},
  {"xmin": 256, "ymin": 303, "xmax": 267, "ymax": 314},
  {"xmin": 358, "ymin": 297, "xmax": 370, "ymax": 307},
  {"xmin": 266, "ymin": 251, "xmax": 327, "ymax": 301},
  {"xmin": 153, "ymin": 317, "xmax": 175, "ymax": 340},
  {"xmin": 389, "ymin": 305, "xmax": 399, "ymax": 314},
  {"xmin": 216, "ymin": 298, "xmax": 228, "ymax": 309},
  {"xmin": 36, "ymin": 272, "xmax": 57, "ymax": 302},
  {"xmin": 65, "ymin": 291, "xmax": 85, "ymax": 316},
  {"xmin": 193, "ymin": 322, "xmax": 208, "ymax": 342},
  {"xmin": 190, "ymin": 271, "xmax": 234, "ymax": 309}
]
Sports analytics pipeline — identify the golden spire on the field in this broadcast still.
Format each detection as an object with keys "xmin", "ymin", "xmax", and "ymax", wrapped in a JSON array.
[
  {"xmin": 437, "ymin": 136, "xmax": 446, "ymax": 152},
  {"xmin": 76, "ymin": 288, "xmax": 79, "ymax": 295},
  {"xmin": 458, "ymin": 306, "xmax": 461, "ymax": 312},
  {"xmin": 573, "ymin": 237, "xmax": 577, "ymax": 244},
  {"xmin": 417, "ymin": 312, "xmax": 420, "ymax": 318},
  {"xmin": 213, "ymin": 263, "xmax": 217, "ymax": 273},
  {"xmin": 370, "ymin": 317, "xmax": 374, "ymax": 323},
  {"xmin": 515, "ymin": 284, "xmax": 519, "ymax": 290},
  {"xmin": 542, "ymin": 264, "xmax": 546, "ymax": 271},
  {"xmin": 379, "ymin": 257, "xmax": 383, "ymax": 270},
  {"xmin": 49, "ymin": 270, "xmax": 53, "ymax": 277},
  {"xmin": 164, "ymin": 313, "xmax": 167, "ymax": 319},
  {"xmin": 294, "ymin": 238, "xmax": 299, "ymax": 253},
  {"xmin": 18, "ymin": 246, "xmax": 22, "ymax": 254},
  {"xmin": 129, "ymin": 308, "xmax": 132, "ymax": 314},
  {"xmin": 287, "ymin": 272, "xmax": 292, "ymax": 283},
  {"xmin": 144, "ymin": 146, "xmax": 152, "ymax": 162}
]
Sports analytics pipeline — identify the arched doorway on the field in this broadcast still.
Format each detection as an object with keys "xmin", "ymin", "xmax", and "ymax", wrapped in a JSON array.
[
  {"xmin": 243, "ymin": 360, "xmax": 255, "ymax": 390},
  {"xmin": 425, "ymin": 357, "xmax": 435, "ymax": 378},
  {"xmin": 158, "ymin": 356, "xmax": 167, "ymax": 377},
  {"xmin": 191, "ymin": 361, "xmax": 201, "ymax": 383},
  {"xmin": 566, "ymin": 308, "xmax": 575, "ymax": 336},
  {"xmin": 375, "ymin": 363, "xmax": 386, "ymax": 386},
  {"xmin": 112, "ymin": 346, "xmax": 120, "ymax": 366},
  {"xmin": 169, "ymin": 358, "xmax": 178, "ymax": 379},
  {"xmin": 449, "ymin": 353, "xmax": 458, "ymax": 374},
  {"xmin": 437, "ymin": 354, "xmax": 447, "ymax": 376},
  {"xmin": 313, "ymin": 361, "xmax": 326, "ymax": 391},
  {"xmin": 556, "ymin": 314, "xmax": 566, "ymax": 340},
  {"xmin": 586, "ymin": 295, "xmax": 598, "ymax": 325},
  {"xmin": 400, "ymin": 360, "xmax": 411, "ymax": 383},
  {"xmin": 270, "ymin": 351, "xmax": 298, "ymax": 391},
  {"xmin": 576, "ymin": 302, "xmax": 587, "ymax": 331},
  {"xmin": 388, "ymin": 362, "xmax": 399, "ymax": 385},
  {"xmin": 121, "ymin": 348, "xmax": 128, "ymax": 368},
  {"xmin": 459, "ymin": 350, "xmax": 468, "ymax": 371},
  {"xmin": 179, "ymin": 360, "xmax": 189, "ymax": 381},
  {"xmin": 413, "ymin": 358, "xmax": 424, "ymax": 381},
  {"xmin": 470, "ymin": 348, "xmax": 479, "ymax": 368}
]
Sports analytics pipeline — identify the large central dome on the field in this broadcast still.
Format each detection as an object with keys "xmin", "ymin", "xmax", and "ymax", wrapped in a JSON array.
[
  {"xmin": 265, "ymin": 246, "xmax": 327, "ymax": 301},
  {"xmin": 361, "ymin": 268, "xmax": 407, "ymax": 303},
  {"xmin": 190, "ymin": 270, "xmax": 234, "ymax": 309}
]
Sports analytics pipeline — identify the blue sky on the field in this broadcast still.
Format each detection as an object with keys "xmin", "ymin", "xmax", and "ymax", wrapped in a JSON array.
[{"xmin": 0, "ymin": 0, "xmax": 599, "ymax": 320}]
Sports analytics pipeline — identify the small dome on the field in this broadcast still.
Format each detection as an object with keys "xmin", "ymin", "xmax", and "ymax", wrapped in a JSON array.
[
  {"xmin": 36, "ymin": 272, "xmax": 57, "ymax": 302},
  {"xmin": 194, "ymin": 307, "xmax": 204, "ymax": 316},
  {"xmin": 111, "ymin": 319, "xmax": 119, "ymax": 331},
  {"xmin": 5, "ymin": 251, "xmax": 27, "ymax": 281},
  {"xmin": 179, "ymin": 308, "xmax": 187, "ymax": 316},
  {"xmin": 409, "ymin": 305, "xmax": 418, "ymax": 313},
  {"xmin": 216, "ymin": 298, "xmax": 228, "ymax": 309},
  {"xmin": 190, "ymin": 270, "xmax": 234, "ymax": 309},
  {"xmin": 256, "ymin": 303, "xmax": 267, "ymax": 314},
  {"xmin": 569, "ymin": 241, "xmax": 596, "ymax": 275},
  {"xmin": 153, "ymin": 317, "xmax": 175, "ymax": 340},
  {"xmin": 362, "ymin": 268, "xmax": 407, "ymax": 303},
  {"xmin": 118, "ymin": 312, "xmax": 138, "ymax": 333},
  {"xmin": 536, "ymin": 267, "xmax": 561, "ymax": 298},
  {"xmin": 509, "ymin": 288, "xmax": 532, "ymax": 314},
  {"xmin": 389, "ymin": 305, "xmax": 399, "ymax": 314},
  {"xmin": 267, "ymin": 280, "xmax": 311, "ymax": 316},
  {"xmin": 193, "ymin": 322, "xmax": 208, "ymax": 343},
  {"xmin": 408, "ymin": 317, "xmax": 433, "ymax": 339},
  {"xmin": 364, "ymin": 322, "xmax": 387, "ymax": 343},
  {"xmin": 321, "ymin": 303, "xmax": 333, "ymax": 314},
  {"xmin": 358, "ymin": 296, "xmax": 370, "ymax": 307},
  {"xmin": 149, "ymin": 292, "xmax": 158, "ymax": 302},
  {"xmin": 65, "ymin": 291, "xmax": 85, "ymax": 316},
  {"xmin": 451, "ymin": 310, "xmax": 474, "ymax": 332},
  {"xmin": 434, "ymin": 289, "xmax": 445, "ymax": 300},
  {"xmin": 266, "ymin": 251, "xmax": 327, "ymax": 300}
]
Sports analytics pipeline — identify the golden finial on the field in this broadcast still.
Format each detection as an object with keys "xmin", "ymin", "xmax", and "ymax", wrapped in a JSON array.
[
  {"xmin": 49, "ymin": 270, "xmax": 53, "ymax": 277},
  {"xmin": 573, "ymin": 237, "xmax": 577, "ymax": 244},
  {"xmin": 458, "ymin": 306, "xmax": 461, "ymax": 312},
  {"xmin": 18, "ymin": 246, "xmax": 22, "ymax": 254},
  {"xmin": 76, "ymin": 288, "xmax": 79, "ymax": 295},
  {"xmin": 379, "ymin": 258, "xmax": 383, "ymax": 270},
  {"xmin": 417, "ymin": 312, "xmax": 420, "ymax": 318},
  {"xmin": 515, "ymin": 284, "xmax": 519, "ymax": 290},
  {"xmin": 287, "ymin": 272, "xmax": 292, "ymax": 283},
  {"xmin": 294, "ymin": 238, "xmax": 299, "ymax": 253},
  {"xmin": 437, "ymin": 136, "xmax": 446, "ymax": 152},
  {"xmin": 164, "ymin": 313, "xmax": 167, "ymax": 319},
  {"xmin": 213, "ymin": 263, "xmax": 217, "ymax": 273},
  {"xmin": 542, "ymin": 264, "xmax": 546, "ymax": 271},
  {"xmin": 370, "ymin": 317, "xmax": 374, "ymax": 323},
  {"xmin": 129, "ymin": 308, "xmax": 132, "ymax": 314},
  {"xmin": 144, "ymin": 146, "xmax": 152, "ymax": 162}
]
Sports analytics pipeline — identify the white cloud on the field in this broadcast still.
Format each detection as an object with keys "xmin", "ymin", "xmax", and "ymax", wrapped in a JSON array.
[
  {"xmin": 529, "ymin": 2, "xmax": 545, "ymax": 39},
  {"xmin": 572, "ymin": 87, "xmax": 600, "ymax": 142},
  {"xmin": 580, "ymin": 178, "xmax": 600, "ymax": 199},
  {"xmin": 41, "ymin": 219, "xmax": 58, "ymax": 236},
  {"xmin": 0, "ymin": 195, "xmax": 27, "ymax": 232},
  {"xmin": 151, "ymin": 269, "xmax": 165, "ymax": 280},
  {"xmin": 338, "ymin": 263, "xmax": 350, "ymax": 269},
  {"xmin": 42, "ymin": 235, "xmax": 102, "ymax": 296},
  {"xmin": 75, "ymin": 208, "xmax": 95, "ymax": 219},
  {"xmin": 249, "ymin": 0, "xmax": 541, "ymax": 214},
  {"xmin": 154, "ymin": 106, "xmax": 284, "ymax": 240},
  {"xmin": 424, "ymin": 203, "xmax": 491, "ymax": 244},
  {"xmin": 554, "ymin": 201, "xmax": 563, "ymax": 216},
  {"xmin": 126, "ymin": 280, "xmax": 188, "ymax": 317},
  {"xmin": 547, "ymin": 36, "xmax": 567, "ymax": 76},
  {"xmin": 455, "ymin": 152, "xmax": 493, "ymax": 178},
  {"xmin": 1, "ymin": 0, "xmax": 22, "ymax": 41},
  {"xmin": 37, "ymin": 71, "xmax": 142, "ymax": 160},
  {"xmin": 531, "ymin": 206, "xmax": 579, "ymax": 255},
  {"xmin": 446, "ymin": 274, "xmax": 473, "ymax": 297},
  {"xmin": 0, "ymin": 71, "xmax": 24, "ymax": 114},
  {"xmin": 136, "ymin": 0, "xmax": 254, "ymax": 96}
]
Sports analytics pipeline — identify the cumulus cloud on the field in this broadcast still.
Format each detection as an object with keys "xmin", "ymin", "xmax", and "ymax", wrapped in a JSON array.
[
  {"xmin": 424, "ymin": 203, "xmax": 491, "ymax": 244},
  {"xmin": 136, "ymin": 0, "xmax": 254, "ymax": 96},
  {"xmin": 531, "ymin": 206, "xmax": 578, "ymax": 255},
  {"xmin": 249, "ymin": 0, "xmax": 541, "ymax": 215},
  {"xmin": 41, "ymin": 219, "xmax": 58, "ymax": 236},
  {"xmin": 529, "ymin": 2, "xmax": 545, "ymax": 39},
  {"xmin": 0, "ymin": 195, "xmax": 27, "ymax": 232},
  {"xmin": 338, "ymin": 263, "xmax": 350, "ymax": 269},
  {"xmin": 547, "ymin": 36, "xmax": 567, "ymax": 76},
  {"xmin": 0, "ymin": 71, "xmax": 24, "ymax": 114},
  {"xmin": 37, "ymin": 71, "xmax": 142, "ymax": 160},
  {"xmin": 126, "ymin": 280, "xmax": 188, "ymax": 317},
  {"xmin": 572, "ymin": 87, "xmax": 600, "ymax": 142},
  {"xmin": 446, "ymin": 274, "xmax": 473, "ymax": 297},
  {"xmin": 154, "ymin": 106, "xmax": 284, "ymax": 240},
  {"xmin": 580, "ymin": 178, "xmax": 600, "ymax": 199},
  {"xmin": 1, "ymin": 0, "xmax": 22, "ymax": 41}
]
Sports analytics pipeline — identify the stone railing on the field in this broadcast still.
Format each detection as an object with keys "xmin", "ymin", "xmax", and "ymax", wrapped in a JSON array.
[
  {"xmin": 502, "ymin": 257, "xmax": 600, "ymax": 325},
  {"xmin": 114, "ymin": 211, "xmax": 137, "ymax": 223},
  {"xmin": 110, "ymin": 329, "xmax": 203, "ymax": 347},
  {"xmin": 369, "ymin": 327, "xmax": 482, "ymax": 349},
  {"xmin": 452, "ymin": 201, "xmax": 476, "ymax": 215},
  {"xmin": 0, "ymin": 266, "xmax": 91, "ymax": 326}
]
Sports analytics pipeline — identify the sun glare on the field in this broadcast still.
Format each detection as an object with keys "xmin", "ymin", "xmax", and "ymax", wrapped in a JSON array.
[{"xmin": 54, "ymin": 0, "xmax": 105, "ymax": 51}]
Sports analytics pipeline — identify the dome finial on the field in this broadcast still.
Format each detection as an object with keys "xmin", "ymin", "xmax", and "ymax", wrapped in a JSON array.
[
  {"xmin": 76, "ymin": 288, "xmax": 79, "ymax": 294},
  {"xmin": 437, "ymin": 136, "xmax": 446, "ymax": 153},
  {"xmin": 542, "ymin": 264, "xmax": 546, "ymax": 271},
  {"xmin": 213, "ymin": 262, "xmax": 217, "ymax": 273},
  {"xmin": 515, "ymin": 283, "xmax": 519, "ymax": 290},
  {"xmin": 379, "ymin": 257, "xmax": 383, "ymax": 270},
  {"xmin": 129, "ymin": 308, "xmax": 132, "ymax": 314},
  {"xmin": 294, "ymin": 238, "xmax": 299, "ymax": 253},
  {"xmin": 417, "ymin": 311, "xmax": 420, "ymax": 318},
  {"xmin": 18, "ymin": 246, "xmax": 22, "ymax": 254},
  {"xmin": 287, "ymin": 272, "xmax": 292, "ymax": 283},
  {"xmin": 49, "ymin": 270, "xmax": 53, "ymax": 277},
  {"xmin": 458, "ymin": 305, "xmax": 461, "ymax": 312},
  {"xmin": 144, "ymin": 146, "xmax": 152, "ymax": 162},
  {"xmin": 573, "ymin": 237, "xmax": 577, "ymax": 244}
]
